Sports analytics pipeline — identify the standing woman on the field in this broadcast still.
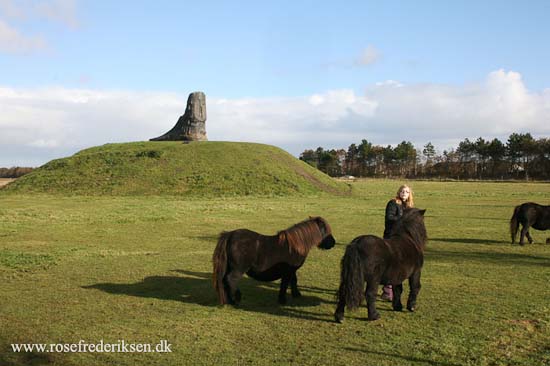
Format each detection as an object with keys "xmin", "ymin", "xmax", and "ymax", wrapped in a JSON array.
[{"xmin": 381, "ymin": 184, "xmax": 414, "ymax": 301}]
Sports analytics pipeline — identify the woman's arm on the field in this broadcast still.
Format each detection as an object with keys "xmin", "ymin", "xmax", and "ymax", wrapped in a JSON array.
[{"xmin": 385, "ymin": 200, "xmax": 401, "ymax": 222}]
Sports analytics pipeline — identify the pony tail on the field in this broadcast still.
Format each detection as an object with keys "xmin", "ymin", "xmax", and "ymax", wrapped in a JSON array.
[
  {"xmin": 213, "ymin": 231, "xmax": 231, "ymax": 304},
  {"xmin": 336, "ymin": 243, "xmax": 365, "ymax": 310},
  {"xmin": 510, "ymin": 206, "xmax": 521, "ymax": 244}
]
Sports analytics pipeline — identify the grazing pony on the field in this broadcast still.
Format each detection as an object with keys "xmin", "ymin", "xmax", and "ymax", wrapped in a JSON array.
[
  {"xmin": 510, "ymin": 202, "xmax": 550, "ymax": 245},
  {"xmin": 213, "ymin": 217, "xmax": 335, "ymax": 305},
  {"xmin": 334, "ymin": 208, "xmax": 427, "ymax": 322}
]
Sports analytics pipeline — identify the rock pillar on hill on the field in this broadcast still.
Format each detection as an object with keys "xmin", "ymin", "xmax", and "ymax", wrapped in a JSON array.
[{"xmin": 150, "ymin": 91, "xmax": 207, "ymax": 141}]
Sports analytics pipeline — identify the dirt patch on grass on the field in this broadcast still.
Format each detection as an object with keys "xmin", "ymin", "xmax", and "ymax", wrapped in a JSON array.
[
  {"xmin": 271, "ymin": 154, "xmax": 350, "ymax": 196},
  {"xmin": 0, "ymin": 178, "xmax": 15, "ymax": 188},
  {"xmin": 292, "ymin": 164, "xmax": 350, "ymax": 195},
  {"xmin": 487, "ymin": 316, "xmax": 550, "ymax": 365}
]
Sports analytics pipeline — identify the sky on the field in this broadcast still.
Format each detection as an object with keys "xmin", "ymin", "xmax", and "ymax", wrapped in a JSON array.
[{"xmin": 1, "ymin": 0, "xmax": 550, "ymax": 167}]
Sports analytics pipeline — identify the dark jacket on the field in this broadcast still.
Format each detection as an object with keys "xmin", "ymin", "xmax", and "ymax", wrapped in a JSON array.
[{"xmin": 383, "ymin": 199, "xmax": 403, "ymax": 239}]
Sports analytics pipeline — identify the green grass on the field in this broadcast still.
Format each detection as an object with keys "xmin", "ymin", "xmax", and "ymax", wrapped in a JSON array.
[
  {"xmin": 1, "ymin": 180, "xmax": 549, "ymax": 365},
  {"xmin": 3, "ymin": 141, "xmax": 349, "ymax": 196}
]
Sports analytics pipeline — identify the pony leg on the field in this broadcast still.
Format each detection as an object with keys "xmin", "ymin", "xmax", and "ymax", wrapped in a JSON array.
[
  {"xmin": 365, "ymin": 280, "xmax": 380, "ymax": 321},
  {"xmin": 407, "ymin": 271, "xmax": 422, "ymax": 312},
  {"xmin": 526, "ymin": 230, "xmax": 534, "ymax": 244},
  {"xmin": 334, "ymin": 297, "xmax": 346, "ymax": 323},
  {"xmin": 519, "ymin": 225, "xmax": 529, "ymax": 246},
  {"xmin": 392, "ymin": 283, "xmax": 404, "ymax": 311},
  {"xmin": 225, "ymin": 270, "xmax": 244, "ymax": 305},
  {"xmin": 290, "ymin": 272, "xmax": 301, "ymax": 298},
  {"xmin": 278, "ymin": 273, "xmax": 291, "ymax": 304}
]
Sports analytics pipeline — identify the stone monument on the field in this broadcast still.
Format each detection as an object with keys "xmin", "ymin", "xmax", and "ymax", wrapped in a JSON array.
[{"xmin": 150, "ymin": 91, "xmax": 207, "ymax": 141}]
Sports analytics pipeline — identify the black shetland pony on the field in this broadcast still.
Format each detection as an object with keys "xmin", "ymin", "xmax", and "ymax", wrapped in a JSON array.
[
  {"xmin": 213, "ymin": 217, "xmax": 335, "ymax": 305},
  {"xmin": 510, "ymin": 202, "xmax": 550, "ymax": 245},
  {"xmin": 334, "ymin": 208, "xmax": 427, "ymax": 322}
]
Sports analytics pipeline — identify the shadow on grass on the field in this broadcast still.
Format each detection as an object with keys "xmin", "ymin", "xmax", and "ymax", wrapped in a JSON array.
[
  {"xmin": 0, "ymin": 346, "xmax": 54, "ymax": 366},
  {"xmin": 444, "ymin": 216, "xmax": 507, "ymax": 222},
  {"xmin": 344, "ymin": 347, "xmax": 463, "ymax": 366},
  {"xmin": 185, "ymin": 235, "xmax": 219, "ymax": 242},
  {"xmin": 431, "ymin": 237, "xmax": 508, "ymax": 245},
  {"xmin": 427, "ymin": 248, "xmax": 550, "ymax": 267},
  {"xmin": 83, "ymin": 270, "xmax": 335, "ymax": 322},
  {"xmin": 291, "ymin": 284, "xmax": 335, "ymax": 296}
]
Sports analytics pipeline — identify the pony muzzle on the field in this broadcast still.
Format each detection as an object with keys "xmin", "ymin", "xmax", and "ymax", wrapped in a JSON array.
[{"xmin": 319, "ymin": 235, "xmax": 336, "ymax": 249}]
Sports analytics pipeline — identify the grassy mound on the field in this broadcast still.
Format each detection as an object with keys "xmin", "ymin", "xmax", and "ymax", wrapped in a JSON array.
[{"xmin": 4, "ymin": 141, "xmax": 350, "ymax": 196}]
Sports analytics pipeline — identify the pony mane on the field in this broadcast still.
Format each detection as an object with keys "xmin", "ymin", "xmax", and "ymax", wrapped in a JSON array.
[
  {"xmin": 277, "ymin": 217, "xmax": 330, "ymax": 256},
  {"xmin": 390, "ymin": 208, "xmax": 427, "ymax": 250}
]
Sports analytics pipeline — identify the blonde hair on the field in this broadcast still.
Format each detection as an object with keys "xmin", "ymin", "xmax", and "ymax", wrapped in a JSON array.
[{"xmin": 395, "ymin": 184, "xmax": 414, "ymax": 208}]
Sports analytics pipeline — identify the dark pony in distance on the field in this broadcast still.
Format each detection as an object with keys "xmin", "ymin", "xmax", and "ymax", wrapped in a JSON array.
[
  {"xmin": 334, "ymin": 208, "xmax": 427, "ymax": 322},
  {"xmin": 510, "ymin": 202, "xmax": 550, "ymax": 245},
  {"xmin": 213, "ymin": 217, "xmax": 335, "ymax": 305}
]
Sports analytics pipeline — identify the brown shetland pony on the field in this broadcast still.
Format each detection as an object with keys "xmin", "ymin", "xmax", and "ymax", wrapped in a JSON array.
[
  {"xmin": 334, "ymin": 208, "xmax": 427, "ymax": 322},
  {"xmin": 212, "ymin": 217, "xmax": 335, "ymax": 305}
]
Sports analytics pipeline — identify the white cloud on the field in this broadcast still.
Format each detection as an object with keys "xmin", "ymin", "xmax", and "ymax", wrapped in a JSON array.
[
  {"xmin": 0, "ymin": 20, "xmax": 47, "ymax": 53},
  {"xmin": 0, "ymin": 0, "xmax": 24, "ymax": 19},
  {"xmin": 34, "ymin": 0, "xmax": 79, "ymax": 29},
  {"xmin": 28, "ymin": 139, "xmax": 59, "ymax": 148},
  {"xmin": 360, "ymin": 69, "xmax": 549, "ymax": 143},
  {"xmin": 309, "ymin": 94, "xmax": 324, "ymax": 106},
  {"xmin": 375, "ymin": 80, "xmax": 403, "ymax": 88},
  {"xmin": 0, "ymin": 0, "xmax": 78, "ymax": 55},
  {"xmin": 1, "ymin": 69, "xmax": 550, "ymax": 167},
  {"xmin": 0, "ymin": 0, "xmax": 78, "ymax": 27},
  {"xmin": 355, "ymin": 45, "xmax": 380, "ymax": 66}
]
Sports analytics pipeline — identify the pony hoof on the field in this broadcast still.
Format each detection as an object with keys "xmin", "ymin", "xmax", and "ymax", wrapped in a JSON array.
[
  {"xmin": 368, "ymin": 313, "xmax": 380, "ymax": 321},
  {"xmin": 334, "ymin": 313, "xmax": 344, "ymax": 323},
  {"xmin": 407, "ymin": 306, "xmax": 416, "ymax": 312},
  {"xmin": 292, "ymin": 291, "xmax": 302, "ymax": 298},
  {"xmin": 393, "ymin": 305, "xmax": 403, "ymax": 311}
]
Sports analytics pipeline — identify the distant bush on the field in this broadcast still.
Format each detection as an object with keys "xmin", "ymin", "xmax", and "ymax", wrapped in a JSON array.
[
  {"xmin": 135, "ymin": 150, "xmax": 163, "ymax": 159},
  {"xmin": 43, "ymin": 160, "xmax": 67, "ymax": 170},
  {"xmin": 0, "ymin": 167, "xmax": 34, "ymax": 178}
]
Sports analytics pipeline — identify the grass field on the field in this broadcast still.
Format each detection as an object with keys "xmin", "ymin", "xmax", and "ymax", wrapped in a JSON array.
[{"xmin": 1, "ymin": 180, "xmax": 549, "ymax": 365}]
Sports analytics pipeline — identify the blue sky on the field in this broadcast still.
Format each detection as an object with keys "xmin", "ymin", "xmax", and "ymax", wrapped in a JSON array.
[{"xmin": 1, "ymin": 0, "xmax": 550, "ymax": 166}]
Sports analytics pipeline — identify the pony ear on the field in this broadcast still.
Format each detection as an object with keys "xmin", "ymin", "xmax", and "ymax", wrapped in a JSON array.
[{"xmin": 419, "ymin": 209, "xmax": 426, "ymax": 216}]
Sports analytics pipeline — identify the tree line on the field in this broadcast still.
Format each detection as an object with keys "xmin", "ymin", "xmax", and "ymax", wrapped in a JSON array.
[
  {"xmin": 0, "ymin": 167, "xmax": 34, "ymax": 178},
  {"xmin": 299, "ymin": 132, "xmax": 550, "ymax": 180}
]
